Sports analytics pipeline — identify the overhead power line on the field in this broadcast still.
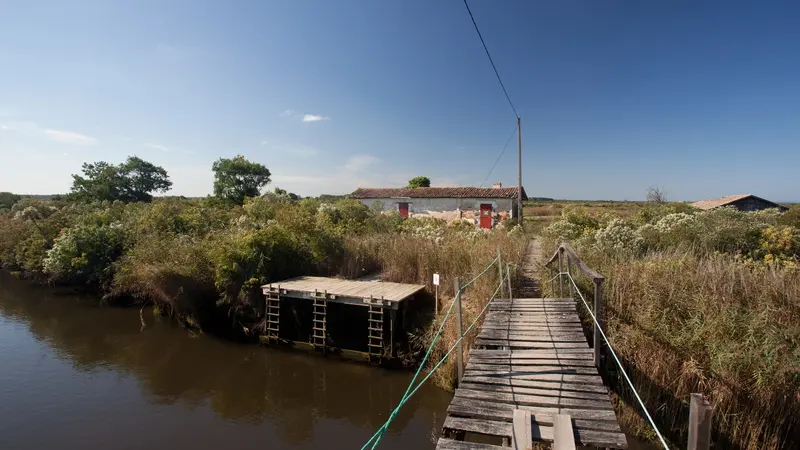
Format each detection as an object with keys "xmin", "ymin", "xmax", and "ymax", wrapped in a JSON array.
[
  {"xmin": 462, "ymin": 0, "xmax": 519, "ymax": 118},
  {"xmin": 479, "ymin": 125, "xmax": 518, "ymax": 188}
]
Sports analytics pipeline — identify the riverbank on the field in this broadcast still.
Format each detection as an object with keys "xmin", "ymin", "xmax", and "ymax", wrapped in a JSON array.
[{"xmin": 0, "ymin": 196, "xmax": 527, "ymax": 386}]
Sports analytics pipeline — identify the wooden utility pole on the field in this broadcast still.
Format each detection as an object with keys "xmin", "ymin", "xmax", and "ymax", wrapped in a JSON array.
[{"xmin": 517, "ymin": 116, "xmax": 523, "ymax": 223}]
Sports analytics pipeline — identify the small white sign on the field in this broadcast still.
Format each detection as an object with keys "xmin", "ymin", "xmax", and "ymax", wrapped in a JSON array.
[{"xmin": 433, "ymin": 273, "xmax": 440, "ymax": 286}]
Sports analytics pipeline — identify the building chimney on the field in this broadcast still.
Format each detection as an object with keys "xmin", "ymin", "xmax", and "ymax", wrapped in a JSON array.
[{"xmin": 492, "ymin": 182, "xmax": 502, "ymax": 189}]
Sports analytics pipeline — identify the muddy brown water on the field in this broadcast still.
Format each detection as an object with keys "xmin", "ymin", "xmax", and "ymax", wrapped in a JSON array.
[{"xmin": 0, "ymin": 272, "xmax": 452, "ymax": 450}]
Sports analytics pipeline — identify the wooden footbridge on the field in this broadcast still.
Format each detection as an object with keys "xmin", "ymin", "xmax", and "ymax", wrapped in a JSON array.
[{"xmin": 437, "ymin": 242, "xmax": 628, "ymax": 449}]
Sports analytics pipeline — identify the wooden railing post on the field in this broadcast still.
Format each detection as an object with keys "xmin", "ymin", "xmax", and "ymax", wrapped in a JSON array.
[
  {"xmin": 454, "ymin": 277, "xmax": 464, "ymax": 385},
  {"xmin": 593, "ymin": 278, "xmax": 604, "ymax": 368},
  {"xmin": 566, "ymin": 255, "xmax": 575, "ymax": 299},
  {"xmin": 557, "ymin": 247, "xmax": 565, "ymax": 298},
  {"xmin": 497, "ymin": 248, "xmax": 505, "ymax": 299},
  {"xmin": 506, "ymin": 264, "xmax": 513, "ymax": 301},
  {"xmin": 688, "ymin": 393, "xmax": 713, "ymax": 450}
]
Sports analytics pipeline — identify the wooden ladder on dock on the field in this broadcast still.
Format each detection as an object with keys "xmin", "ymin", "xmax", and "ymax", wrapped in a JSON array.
[
  {"xmin": 265, "ymin": 287, "xmax": 281, "ymax": 341},
  {"xmin": 367, "ymin": 300, "xmax": 385, "ymax": 360},
  {"xmin": 312, "ymin": 291, "xmax": 328, "ymax": 349}
]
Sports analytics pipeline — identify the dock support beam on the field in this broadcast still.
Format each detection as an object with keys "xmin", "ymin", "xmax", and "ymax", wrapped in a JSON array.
[
  {"xmin": 454, "ymin": 277, "xmax": 464, "ymax": 385},
  {"xmin": 498, "ymin": 248, "xmax": 505, "ymax": 299},
  {"xmin": 557, "ymin": 247, "xmax": 564, "ymax": 298},
  {"xmin": 688, "ymin": 393, "xmax": 713, "ymax": 450},
  {"xmin": 593, "ymin": 279, "xmax": 604, "ymax": 369}
]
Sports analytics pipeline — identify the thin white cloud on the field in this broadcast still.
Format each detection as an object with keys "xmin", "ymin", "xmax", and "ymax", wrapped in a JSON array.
[
  {"xmin": 1, "ymin": 121, "xmax": 97, "ymax": 145},
  {"xmin": 144, "ymin": 142, "xmax": 171, "ymax": 152},
  {"xmin": 344, "ymin": 154, "xmax": 379, "ymax": 172},
  {"xmin": 280, "ymin": 110, "xmax": 331, "ymax": 122},
  {"xmin": 44, "ymin": 129, "xmax": 97, "ymax": 145},
  {"xmin": 302, "ymin": 114, "xmax": 329, "ymax": 122}
]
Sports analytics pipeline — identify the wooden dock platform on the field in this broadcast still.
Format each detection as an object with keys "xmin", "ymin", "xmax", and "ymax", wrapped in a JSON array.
[{"xmin": 438, "ymin": 296, "xmax": 627, "ymax": 449}]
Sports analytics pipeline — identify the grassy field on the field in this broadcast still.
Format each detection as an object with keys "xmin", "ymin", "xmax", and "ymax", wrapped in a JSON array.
[{"xmin": 533, "ymin": 200, "xmax": 800, "ymax": 449}]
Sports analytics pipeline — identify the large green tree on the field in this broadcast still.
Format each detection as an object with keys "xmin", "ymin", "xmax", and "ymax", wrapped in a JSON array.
[
  {"xmin": 69, "ymin": 156, "xmax": 172, "ymax": 202},
  {"xmin": 212, "ymin": 155, "xmax": 271, "ymax": 204},
  {"xmin": 407, "ymin": 176, "xmax": 431, "ymax": 188}
]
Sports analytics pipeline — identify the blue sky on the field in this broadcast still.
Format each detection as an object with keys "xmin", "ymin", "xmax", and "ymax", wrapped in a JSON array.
[{"xmin": 1, "ymin": 1, "xmax": 798, "ymax": 201}]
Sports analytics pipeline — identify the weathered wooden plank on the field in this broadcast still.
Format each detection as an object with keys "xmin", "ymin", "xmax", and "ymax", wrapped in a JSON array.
[
  {"xmin": 475, "ymin": 337, "xmax": 587, "ymax": 345},
  {"xmin": 512, "ymin": 409, "xmax": 533, "ymax": 450},
  {"xmin": 463, "ymin": 369, "xmax": 604, "ymax": 385},
  {"xmin": 461, "ymin": 375, "xmax": 609, "ymax": 395},
  {"xmin": 466, "ymin": 363, "xmax": 599, "ymax": 375},
  {"xmin": 448, "ymin": 396, "xmax": 618, "ymax": 422},
  {"xmin": 482, "ymin": 319, "xmax": 583, "ymax": 326},
  {"xmin": 476, "ymin": 332, "xmax": 587, "ymax": 342},
  {"xmin": 444, "ymin": 416, "xmax": 511, "ymax": 437},
  {"xmin": 467, "ymin": 357, "xmax": 596, "ymax": 367},
  {"xmin": 469, "ymin": 349, "xmax": 594, "ymax": 357},
  {"xmin": 478, "ymin": 327, "xmax": 583, "ymax": 334},
  {"xmin": 479, "ymin": 324, "xmax": 584, "ymax": 332},
  {"xmin": 442, "ymin": 413, "xmax": 625, "ymax": 446},
  {"xmin": 458, "ymin": 381, "xmax": 610, "ymax": 402},
  {"xmin": 553, "ymin": 414, "xmax": 577, "ymax": 450},
  {"xmin": 436, "ymin": 438, "xmax": 506, "ymax": 450},
  {"xmin": 446, "ymin": 402, "xmax": 627, "ymax": 447},
  {"xmin": 447, "ymin": 401, "xmax": 624, "ymax": 437},
  {"xmin": 454, "ymin": 388, "xmax": 613, "ymax": 410},
  {"xmin": 475, "ymin": 339, "xmax": 590, "ymax": 349}
]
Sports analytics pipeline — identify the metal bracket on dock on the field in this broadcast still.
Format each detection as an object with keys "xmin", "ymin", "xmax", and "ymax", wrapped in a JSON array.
[
  {"xmin": 361, "ymin": 295, "xmax": 390, "ymax": 307},
  {"xmin": 265, "ymin": 285, "xmax": 288, "ymax": 295}
]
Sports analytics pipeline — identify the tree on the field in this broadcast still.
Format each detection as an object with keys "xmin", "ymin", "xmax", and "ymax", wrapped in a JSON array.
[
  {"xmin": 646, "ymin": 186, "xmax": 667, "ymax": 203},
  {"xmin": 69, "ymin": 156, "xmax": 172, "ymax": 202},
  {"xmin": 0, "ymin": 192, "xmax": 21, "ymax": 211},
  {"xmin": 407, "ymin": 176, "xmax": 431, "ymax": 188},
  {"xmin": 273, "ymin": 187, "xmax": 300, "ymax": 201},
  {"xmin": 212, "ymin": 155, "xmax": 271, "ymax": 205}
]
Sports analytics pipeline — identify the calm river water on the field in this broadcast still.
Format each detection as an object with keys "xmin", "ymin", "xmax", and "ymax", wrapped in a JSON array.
[{"xmin": 0, "ymin": 272, "xmax": 452, "ymax": 450}]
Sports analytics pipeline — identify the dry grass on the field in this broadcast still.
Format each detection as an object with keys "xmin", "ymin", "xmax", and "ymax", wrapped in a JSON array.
[
  {"xmin": 542, "ymin": 248, "xmax": 800, "ymax": 449},
  {"xmin": 343, "ymin": 232, "xmax": 528, "ymax": 389}
]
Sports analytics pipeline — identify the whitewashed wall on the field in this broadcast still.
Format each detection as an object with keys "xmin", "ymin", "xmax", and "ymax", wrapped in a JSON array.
[{"xmin": 357, "ymin": 197, "xmax": 517, "ymax": 224}]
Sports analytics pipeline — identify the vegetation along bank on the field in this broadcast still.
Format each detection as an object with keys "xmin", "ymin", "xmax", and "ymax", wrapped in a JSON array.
[
  {"xmin": 537, "ymin": 201, "xmax": 799, "ymax": 449},
  {"xmin": 0, "ymin": 154, "xmax": 527, "ymax": 379}
]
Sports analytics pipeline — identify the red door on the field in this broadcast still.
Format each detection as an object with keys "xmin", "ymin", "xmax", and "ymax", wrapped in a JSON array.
[
  {"xmin": 398, "ymin": 202, "xmax": 409, "ymax": 219},
  {"xmin": 479, "ymin": 204, "xmax": 492, "ymax": 229}
]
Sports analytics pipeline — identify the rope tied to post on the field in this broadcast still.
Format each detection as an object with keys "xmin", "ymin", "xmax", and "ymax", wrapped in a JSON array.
[{"xmin": 362, "ymin": 255, "xmax": 510, "ymax": 449}]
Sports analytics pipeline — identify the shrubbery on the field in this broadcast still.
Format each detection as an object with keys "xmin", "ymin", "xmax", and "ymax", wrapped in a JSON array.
[
  {"xmin": 544, "ymin": 205, "xmax": 798, "ymax": 265},
  {"xmin": 540, "ymin": 203, "xmax": 799, "ymax": 448},
  {"xmin": 0, "ymin": 195, "xmax": 526, "ymax": 333}
]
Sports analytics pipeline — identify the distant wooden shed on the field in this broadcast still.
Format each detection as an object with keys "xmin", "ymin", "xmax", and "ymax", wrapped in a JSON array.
[{"xmin": 690, "ymin": 194, "xmax": 788, "ymax": 212}]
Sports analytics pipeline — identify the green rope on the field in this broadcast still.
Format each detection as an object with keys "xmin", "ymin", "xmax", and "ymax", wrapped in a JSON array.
[
  {"xmin": 363, "ymin": 263, "xmax": 509, "ymax": 449},
  {"xmin": 362, "ymin": 255, "xmax": 499, "ymax": 449}
]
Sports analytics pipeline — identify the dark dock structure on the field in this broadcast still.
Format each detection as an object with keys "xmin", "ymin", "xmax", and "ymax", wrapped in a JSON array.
[{"xmin": 260, "ymin": 276, "xmax": 425, "ymax": 361}]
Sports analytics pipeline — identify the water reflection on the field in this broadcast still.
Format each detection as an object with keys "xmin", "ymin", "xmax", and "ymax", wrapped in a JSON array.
[{"xmin": 0, "ymin": 273, "xmax": 451, "ymax": 449}]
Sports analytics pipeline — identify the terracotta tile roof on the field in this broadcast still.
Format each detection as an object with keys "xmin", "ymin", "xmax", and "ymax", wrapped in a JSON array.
[
  {"xmin": 690, "ymin": 194, "xmax": 786, "ymax": 210},
  {"xmin": 349, "ymin": 186, "xmax": 527, "ymax": 200}
]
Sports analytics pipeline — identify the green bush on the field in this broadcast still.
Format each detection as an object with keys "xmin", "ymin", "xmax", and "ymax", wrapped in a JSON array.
[{"xmin": 43, "ymin": 221, "xmax": 126, "ymax": 285}]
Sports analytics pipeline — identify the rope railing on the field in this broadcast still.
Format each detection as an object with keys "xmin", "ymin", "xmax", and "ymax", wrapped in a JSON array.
[
  {"xmin": 362, "ymin": 254, "xmax": 511, "ymax": 449},
  {"xmin": 545, "ymin": 243, "xmax": 670, "ymax": 450}
]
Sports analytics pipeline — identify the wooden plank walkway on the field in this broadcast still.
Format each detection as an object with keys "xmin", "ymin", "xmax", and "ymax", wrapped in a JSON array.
[{"xmin": 437, "ymin": 296, "xmax": 627, "ymax": 449}]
